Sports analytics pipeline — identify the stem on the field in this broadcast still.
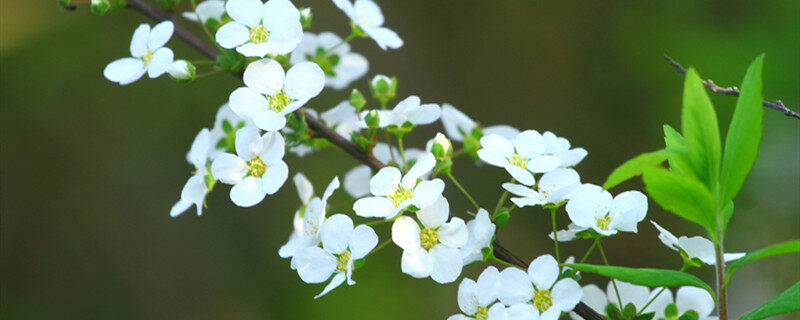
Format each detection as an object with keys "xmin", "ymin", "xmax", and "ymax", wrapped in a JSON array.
[
  {"xmin": 551, "ymin": 207, "xmax": 561, "ymax": 266},
  {"xmin": 325, "ymin": 32, "xmax": 357, "ymax": 56},
  {"xmin": 493, "ymin": 178, "xmax": 514, "ymax": 217},
  {"xmin": 715, "ymin": 235, "xmax": 728, "ymax": 320},
  {"xmin": 639, "ymin": 265, "xmax": 687, "ymax": 314},
  {"xmin": 579, "ymin": 239, "xmax": 599, "ymax": 264},
  {"xmin": 364, "ymin": 219, "xmax": 393, "ymax": 226},
  {"xmin": 190, "ymin": 60, "xmax": 216, "ymax": 65},
  {"xmin": 396, "ymin": 134, "xmax": 407, "ymax": 166},
  {"xmin": 369, "ymin": 239, "xmax": 393, "ymax": 255},
  {"xmin": 195, "ymin": 69, "xmax": 221, "ymax": 78},
  {"xmin": 598, "ymin": 240, "xmax": 623, "ymax": 309},
  {"xmin": 189, "ymin": 0, "xmax": 222, "ymax": 50},
  {"xmin": 447, "ymin": 173, "xmax": 480, "ymax": 210}
]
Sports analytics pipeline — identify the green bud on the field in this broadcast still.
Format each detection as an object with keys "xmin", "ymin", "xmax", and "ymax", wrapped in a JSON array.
[
  {"xmin": 168, "ymin": 60, "xmax": 196, "ymax": 82},
  {"xmin": 364, "ymin": 110, "xmax": 380, "ymax": 129},
  {"xmin": 90, "ymin": 0, "xmax": 110, "ymax": 14},
  {"xmin": 638, "ymin": 312, "xmax": 656, "ymax": 320},
  {"xmin": 431, "ymin": 132, "xmax": 453, "ymax": 160},
  {"xmin": 370, "ymin": 74, "xmax": 397, "ymax": 106},
  {"xmin": 350, "ymin": 21, "xmax": 367, "ymax": 37},
  {"xmin": 605, "ymin": 303, "xmax": 623, "ymax": 320},
  {"xmin": 622, "ymin": 303, "xmax": 637, "ymax": 319},
  {"xmin": 349, "ymin": 88, "xmax": 367, "ymax": 111},
  {"xmin": 493, "ymin": 208, "xmax": 510, "ymax": 229},
  {"xmin": 678, "ymin": 310, "xmax": 699, "ymax": 320},
  {"xmin": 664, "ymin": 303, "xmax": 679, "ymax": 320},
  {"xmin": 299, "ymin": 7, "xmax": 313, "ymax": 29}
]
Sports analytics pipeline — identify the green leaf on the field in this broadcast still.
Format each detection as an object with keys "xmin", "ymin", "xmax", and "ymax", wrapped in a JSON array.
[
  {"xmin": 564, "ymin": 263, "xmax": 715, "ymax": 297},
  {"xmin": 681, "ymin": 68, "xmax": 722, "ymax": 189},
  {"xmin": 719, "ymin": 55, "xmax": 765, "ymax": 206},
  {"xmin": 725, "ymin": 240, "xmax": 800, "ymax": 286},
  {"xmin": 663, "ymin": 124, "xmax": 694, "ymax": 178},
  {"xmin": 739, "ymin": 281, "xmax": 800, "ymax": 320},
  {"xmin": 603, "ymin": 149, "xmax": 669, "ymax": 190},
  {"xmin": 641, "ymin": 167, "xmax": 716, "ymax": 233}
]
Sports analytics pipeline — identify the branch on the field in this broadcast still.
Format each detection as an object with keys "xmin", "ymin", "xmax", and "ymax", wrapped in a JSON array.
[
  {"xmin": 664, "ymin": 54, "xmax": 799, "ymax": 120},
  {"xmin": 122, "ymin": 1, "xmax": 605, "ymax": 319}
]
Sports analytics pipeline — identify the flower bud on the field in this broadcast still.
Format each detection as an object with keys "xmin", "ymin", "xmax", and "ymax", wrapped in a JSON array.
[
  {"xmin": 168, "ymin": 60, "xmax": 196, "ymax": 82},
  {"xmin": 90, "ymin": 0, "xmax": 110, "ymax": 15},
  {"xmin": 431, "ymin": 132, "xmax": 453, "ymax": 160},
  {"xmin": 299, "ymin": 7, "xmax": 313, "ymax": 29},
  {"xmin": 364, "ymin": 110, "xmax": 380, "ymax": 129},
  {"xmin": 370, "ymin": 74, "xmax": 397, "ymax": 106},
  {"xmin": 349, "ymin": 88, "xmax": 366, "ymax": 111}
]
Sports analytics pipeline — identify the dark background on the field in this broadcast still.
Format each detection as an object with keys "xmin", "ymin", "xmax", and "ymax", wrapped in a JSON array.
[{"xmin": 2, "ymin": 1, "xmax": 798, "ymax": 319}]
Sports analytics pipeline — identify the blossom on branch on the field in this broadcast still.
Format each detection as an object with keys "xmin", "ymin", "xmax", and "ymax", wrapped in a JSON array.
[
  {"xmin": 290, "ymin": 32, "xmax": 369, "ymax": 90},
  {"xmin": 651, "ymin": 221, "xmax": 745, "ymax": 265},
  {"xmin": 171, "ymin": 128, "xmax": 214, "ymax": 217},
  {"xmin": 332, "ymin": 0, "xmax": 403, "ymax": 50},
  {"xmin": 478, "ymin": 130, "xmax": 563, "ymax": 185},
  {"xmin": 279, "ymin": 174, "xmax": 340, "ymax": 264},
  {"xmin": 215, "ymin": 0, "xmax": 303, "ymax": 57},
  {"xmin": 565, "ymin": 184, "xmax": 648, "ymax": 237},
  {"xmin": 502, "ymin": 168, "xmax": 581, "ymax": 208},
  {"xmin": 104, "ymin": 21, "xmax": 174, "ymax": 85},
  {"xmin": 497, "ymin": 255, "xmax": 582, "ymax": 320}
]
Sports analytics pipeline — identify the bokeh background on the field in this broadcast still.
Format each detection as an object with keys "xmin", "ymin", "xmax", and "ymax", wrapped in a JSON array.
[{"xmin": 2, "ymin": 1, "xmax": 798, "ymax": 319}]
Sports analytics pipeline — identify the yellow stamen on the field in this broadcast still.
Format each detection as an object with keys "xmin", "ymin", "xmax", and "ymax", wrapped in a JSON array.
[
  {"xmin": 336, "ymin": 250, "xmax": 351, "ymax": 273},
  {"xmin": 474, "ymin": 306, "xmax": 489, "ymax": 320},
  {"xmin": 142, "ymin": 49, "xmax": 155, "ymax": 66},
  {"xmin": 507, "ymin": 154, "xmax": 528, "ymax": 169},
  {"xmin": 419, "ymin": 228, "xmax": 439, "ymax": 250},
  {"xmin": 267, "ymin": 90, "xmax": 291, "ymax": 112},
  {"xmin": 249, "ymin": 24, "xmax": 269, "ymax": 44},
  {"xmin": 596, "ymin": 214, "xmax": 613, "ymax": 231},
  {"xmin": 533, "ymin": 289, "xmax": 553, "ymax": 311},
  {"xmin": 389, "ymin": 185, "xmax": 413, "ymax": 207},
  {"xmin": 247, "ymin": 158, "xmax": 266, "ymax": 177}
]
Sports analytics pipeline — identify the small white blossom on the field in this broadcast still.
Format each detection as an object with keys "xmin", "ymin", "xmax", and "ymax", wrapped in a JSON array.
[
  {"xmin": 565, "ymin": 184, "xmax": 648, "ymax": 237},
  {"xmin": 215, "ymin": 0, "xmax": 303, "ymax": 57},
  {"xmin": 279, "ymin": 174, "xmax": 341, "ymax": 265},
  {"xmin": 353, "ymin": 153, "xmax": 444, "ymax": 218},
  {"xmin": 358, "ymin": 96, "xmax": 441, "ymax": 128},
  {"xmin": 342, "ymin": 143, "xmax": 425, "ymax": 198},
  {"xmin": 484, "ymin": 125, "xmax": 521, "ymax": 140},
  {"xmin": 460, "ymin": 208, "xmax": 496, "ymax": 265},
  {"xmin": 440, "ymin": 104, "xmax": 477, "ymax": 142},
  {"xmin": 209, "ymin": 103, "xmax": 254, "ymax": 157},
  {"xmin": 332, "ymin": 0, "xmax": 403, "ymax": 50},
  {"xmin": 503, "ymin": 168, "xmax": 581, "ymax": 208},
  {"xmin": 392, "ymin": 196, "xmax": 468, "ymax": 283},
  {"xmin": 171, "ymin": 128, "xmax": 214, "ymax": 217},
  {"xmin": 290, "ymin": 32, "xmax": 369, "ymax": 90},
  {"xmin": 293, "ymin": 214, "xmax": 378, "ymax": 298},
  {"xmin": 478, "ymin": 130, "xmax": 562, "ymax": 185},
  {"xmin": 321, "ymin": 101, "xmax": 361, "ymax": 138},
  {"xmin": 182, "ymin": 0, "xmax": 226, "ymax": 24},
  {"xmin": 167, "ymin": 60, "xmax": 195, "ymax": 81},
  {"xmin": 104, "ymin": 21, "xmax": 174, "ymax": 85},
  {"xmin": 497, "ymin": 255, "xmax": 582, "ymax": 320},
  {"xmin": 651, "ymin": 221, "xmax": 745, "ymax": 265},
  {"xmin": 549, "ymin": 223, "xmax": 585, "ymax": 242},
  {"xmin": 448, "ymin": 266, "xmax": 506, "ymax": 320},
  {"xmin": 211, "ymin": 126, "xmax": 288, "ymax": 207},
  {"xmin": 542, "ymin": 131, "xmax": 588, "ymax": 168},
  {"xmin": 229, "ymin": 58, "xmax": 325, "ymax": 131},
  {"xmin": 574, "ymin": 284, "xmax": 717, "ymax": 320}
]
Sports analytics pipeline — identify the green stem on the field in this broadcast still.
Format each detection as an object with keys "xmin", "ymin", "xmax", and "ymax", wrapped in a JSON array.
[
  {"xmin": 195, "ymin": 68, "xmax": 221, "ymax": 78},
  {"xmin": 364, "ymin": 219, "xmax": 393, "ymax": 226},
  {"xmin": 579, "ymin": 239, "xmax": 599, "ymax": 264},
  {"xmin": 493, "ymin": 178, "xmax": 514, "ymax": 217},
  {"xmin": 447, "ymin": 173, "xmax": 480, "ymax": 210},
  {"xmin": 190, "ymin": 60, "xmax": 216, "ymax": 65},
  {"xmin": 551, "ymin": 207, "xmax": 561, "ymax": 266},
  {"xmin": 368, "ymin": 238, "xmax": 393, "ymax": 255},
  {"xmin": 639, "ymin": 264, "xmax": 688, "ymax": 314},
  {"xmin": 598, "ymin": 240, "xmax": 624, "ymax": 309},
  {"xmin": 325, "ymin": 31, "xmax": 357, "ymax": 56},
  {"xmin": 396, "ymin": 134, "xmax": 407, "ymax": 167},
  {"xmin": 189, "ymin": 0, "xmax": 223, "ymax": 51}
]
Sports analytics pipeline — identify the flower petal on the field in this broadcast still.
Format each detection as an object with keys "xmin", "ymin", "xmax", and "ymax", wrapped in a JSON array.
[
  {"xmin": 314, "ymin": 272, "xmax": 346, "ymax": 299},
  {"xmin": 438, "ymin": 217, "xmax": 468, "ymax": 249},
  {"xmin": 243, "ymin": 58, "xmax": 285, "ymax": 95},
  {"xmin": 391, "ymin": 216, "xmax": 421, "ymax": 251},
  {"xmin": 294, "ymin": 172, "xmax": 314, "ymax": 204},
  {"xmin": 676, "ymin": 286, "xmax": 714, "ymax": 318},
  {"xmin": 429, "ymin": 245, "xmax": 462, "ymax": 284},
  {"xmin": 320, "ymin": 214, "xmax": 354, "ymax": 254},
  {"xmin": 400, "ymin": 249, "xmax": 434, "ymax": 278},
  {"xmin": 146, "ymin": 47, "xmax": 174, "ymax": 78},
  {"xmin": 285, "ymin": 62, "xmax": 325, "ymax": 100},
  {"xmin": 363, "ymin": 26, "xmax": 403, "ymax": 50},
  {"xmin": 229, "ymin": 87, "xmax": 268, "ymax": 120},
  {"xmin": 417, "ymin": 196, "xmax": 449, "ymax": 228},
  {"xmin": 261, "ymin": 160, "xmax": 288, "ymax": 194},
  {"xmin": 370, "ymin": 166, "xmax": 401, "ymax": 196},
  {"xmin": 230, "ymin": 176, "xmax": 267, "ymax": 207},
  {"xmin": 353, "ymin": 196, "xmax": 395, "ymax": 218},
  {"xmin": 353, "ymin": 0, "xmax": 384, "ymax": 26},
  {"xmin": 476, "ymin": 266, "xmax": 500, "ymax": 306},
  {"xmin": 225, "ymin": 0, "xmax": 264, "ymax": 26},
  {"xmin": 294, "ymin": 246, "xmax": 337, "ymax": 283},
  {"xmin": 343, "ymin": 165, "xmax": 372, "ymax": 198},
  {"xmin": 211, "ymin": 153, "xmax": 247, "ymax": 184},
  {"xmin": 457, "ymin": 278, "xmax": 479, "ymax": 315},
  {"xmin": 215, "ymin": 21, "xmax": 250, "ymax": 49},
  {"xmin": 527, "ymin": 155, "xmax": 562, "ymax": 173},
  {"xmin": 170, "ymin": 199, "xmax": 192, "ymax": 218},
  {"xmin": 496, "ymin": 267, "xmax": 534, "ymax": 305},
  {"xmin": 104, "ymin": 58, "xmax": 145, "ymax": 85},
  {"xmin": 402, "ymin": 153, "xmax": 435, "ymax": 187},
  {"xmin": 147, "ymin": 21, "xmax": 174, "ymax": 50},
  {"xmin": 411, "ymin": 179, "xmax": 445, "ymax": 209},
  {"xmin": 349, "ymin": 225, "xmax": 378, "ymax": 259},
  {"xmin": 504, "ymin": 164, "xmax": 536, "ymax": 186},
  {"xmin": 528, "ymin": 254, "xmax": 559, "ymax": 289},
  {"xmin": 129, "ymin": 23, "xmax": 150, "ymax": 57}
]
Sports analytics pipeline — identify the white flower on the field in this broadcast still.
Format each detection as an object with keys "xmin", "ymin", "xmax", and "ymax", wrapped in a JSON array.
[
  {"xmin": 279, "ymin": 174, "xmax": 340, "ymax": 264},
  {"xmin": 209, "ymin": 103, "xmax": 254, "ymax": 157},
  {"xmin": 478, "ymin": 130, "xmax": 563, "ymax": 185},
  {"xmin": 574, "ymin": 284, "xmax": 717, "ymax": 320},
  {"xmin": 182, "ymin": 0, "xmax": 226, "ymax": 24},
  {"xmin": 549, "ymin": 223, "xmax": 585, "ymax": 242},
  {"xmin": 502, "ymin": 168, "xmax": 581, "ymax": 208},
  {"xmin": 392, "ymin": 196, "xmax": 468, "ymax": 283},
  {"xmin": 214, "ymin": 0, "xmax": 302, "ymax": 57},
  {"xmin": 210, "ymin": 126, "xmax": 288, "ymax": 207},
  {"xmin": 321, "ymin": 101, "xmax": 361, "ymax": 138},
  {"xmin": 440, "ymin": 104, "xmax": 477, "ymax": 142},
  {"xmin": 293, "ymin": 214, "xmax": 378, "ymax": 298},
  {"xmin": 497, "ymin": 255, "xmax": 582, "ymax": 320},
  {"xmin": 565, "ymin": 184, "xmax": 648, "ymax": 237},
  {"xmin": 229, "ymin": 58, "xmax": 325, "ymax": 131},
  {"xmin": 167, "ymin": 60, "xmax": 195, "ymax": 81},
  {"xmin": 342, "ymin": 143, "xmax": 425, "ymax": 198},
  {"xmin": 651, "ymin": 221, "xmax": 745, "ymax": 265},
  {"xmin": 358, "ymin": 96, "xmax": 441, "ymax": 128},
  {"xmin": 171, "ymin": 128, "xmax": 214, "ymax": 217},
  {"xmin": 484, "ymin": 125, "xmax": 520, "ymax": 140},
  {"xmin": 449, "ymin": 266, "xmax": 505, "ymax": 320},
  {"xmin": 290, "ymin": 32, "xmax": 369, "ymax": 90},
  {"xmin": 460, "ymin": 208, "xmax": 496, "ymax": 265},
  {"xmin": 332, "ymin": 0, "xmax": 403, "ymax": 50},
  {"xmin": 542, "ymin": 131, "xmax": 588, "ymax": 168},
  {"xmin": 353, "ymin": 153, "xmax": 444, "ymax": 218},
  {"xmin": 104, "ymin": 21, "xmax": 174, "ymax": 85}
]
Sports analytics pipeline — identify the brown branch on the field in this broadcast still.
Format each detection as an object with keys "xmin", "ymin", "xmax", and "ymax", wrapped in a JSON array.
[
  {"xmin": 664, "ymin": 54, "xmax": 800, "ymax": 119},
  {"xmin": 120, "ymin": 1, "xmax": 604, "ymax": 319}
]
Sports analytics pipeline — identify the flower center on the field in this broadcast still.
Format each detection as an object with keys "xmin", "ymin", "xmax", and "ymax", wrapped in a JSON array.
[
  {"xmin": 249, "ymin": 24, "xmax": 269, "ymax": 44},
  {"xmin": 388, "ymin": 185, "xmax": 413, "ymax": 207},
  {"xmin": 247, "ymin": 158, "xmax": 266, "ymax": 177},
  {"xmin": 419, "ymin": 228, "xmax": 439, "ymax": 250},
  {"xmin": 474, "ymin": 306, "xmax": 489, "ymax": 320},
  {"xmin": 596, "ymin": 214, "xmax": 613, "ymax": 231},
  {"xmin": 267, "ymin": 90, "xmax": 291, "ymax": 112},
  {"xmin": 336, "ymin": 250, "xmax": 351, "ymax": 273},
  {"xmin": 308, "ymin": 47, "xmax": 339, "ymax": 76},
  {"xmin": 533, "ymin": 289, "xmax": 553, "ymax": 312},
  {"xmin": 142, "ymin": 49, "xmax": 155, "ymax": 66},
  {"xmin": 507, "ymin": 154, "xmax": 528, "ymax": 169}
]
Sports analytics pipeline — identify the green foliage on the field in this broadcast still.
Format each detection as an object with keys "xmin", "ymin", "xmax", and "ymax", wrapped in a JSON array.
[
  {"xmin": 216, "ymin": 49, "xmax": 245, "ymax": 73},
  {"xmin": 739, "ymin": 281, "xmax": 800, "ymax": 320},
  {"xmin": 719, "ymin": 55, "xmax": 765, "ymax": 205},
  {"xmin": 681, "ymin": 68, "xmax": 722, "ymax": 189},
  {"xmin": 641, "ymin": 167, "xmax": 716, "ymax": 234},
  {"xmin": 662, "ymin": 125, "xmax": 693, "ymax": 177},
  {"xmin": 603, "ymin": 149, "xmax": 669, "ymax": 190},
  {"xmin": 565, "ymin": 263, "xmax": 715, "ymax": 297},
  {"xmin": 156, "ymin": 0, "xmax": 180, "ymax": 11},
  {"xmin": 493, "ymin": 208, "xmax": 510, "ymax": 229},
  {"xmin": 349, "ymin": 89, "xmax": 366, "ymax": 111},
  {"xmin": 725, "ymin": 240, "xmax": 800, "ymax": 287}
]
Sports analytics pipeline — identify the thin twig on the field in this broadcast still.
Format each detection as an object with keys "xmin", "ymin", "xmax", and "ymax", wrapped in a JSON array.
[
  {"xmin": 120, "ymin": 2, "xmax": 605, "ymax": 319},
  {"xmin": 663, "ymin": 54, "xmax": 799, "ymax": 119}
]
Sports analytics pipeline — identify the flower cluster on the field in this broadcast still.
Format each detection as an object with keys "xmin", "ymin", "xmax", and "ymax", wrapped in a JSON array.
[{"xmin": 575, "ymin": 281, "xmax": 718, "ymax": 320}]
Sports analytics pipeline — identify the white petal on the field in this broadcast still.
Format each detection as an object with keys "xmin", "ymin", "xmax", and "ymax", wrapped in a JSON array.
[
  {"xmin": 234, "ymin": 126, "xmax": 263, "ymax": 160},
  {"xmin": 279, "ymin": 234, "xmax": 316, "ymax": 259},
  {"xmin": 528, "ymin": 254, "xmax": 559, "ymax": 290},
  {"xmin": 447, "ymin": 315, "xmax": 470, "ymax": 320},
  {"xmin": 332, "ymin": 0, "xmax": 355, "ymax": 19},
  {"xmin": 364, "ymin": 26, "xmax": 403, "ymax": 50},
  {"xmin": 103, "ymin": 58, "xmax": 145, "ymax": 85},
  {"xmin": 146, "ymin": 47, "xmax": 174, "ymax": 78},
  {"xmin": 478, "ymin": 134, "xmax": 513, "ymax": 166},
  {"xmin": 606, "ymin": 281, "xmax": 649, "ymax": 309},
  {"xmin": 349, "ymin": 225, "xmax": 378, "ymax": 259},
  {"xmin": 210, "ymin": 153, "xmax": 247, "ymax": 184},
  {"xmin": 170, "ymin": 199, "xmax": 192, "ymax": 218},
  {"xmin": 285, "ymin": 62, "xmax": 325, "ymax": 100},
  {"xmin": 314, "ymin": 272, "xmax": 346, "ymax": 299},
  {"xmin": 405, "ymin": 103, "xmax": 441, "ymax": 125},
  {"xmin": 321, "ymin": 176, "xmax": 340, "ymax": 204},
  {"xmin": 370, "ymin": 166, "xmax": 401, "ymax": 196},
  {"xmin": 400, "ymin": 249, "xmax": 434, "ymax": 278},
  {"xmin": 329, "ymin": 53, "xmax": 369, "ymax": 89},
  {"xmin": 343, "ymin": 165, "xmax": 372, "ymax": 198},
  {"xmin": 476, "ymin": 266, "xmax": 500, "ymax": 306},
  {"xmin": 440, "ymin": 104, "xmax": 476, "ymax": 142},
  {"xmin": 188, "ymin": 128, "xmax": 211, "ymax": 168},
  {"xmin": 294, "ymin": 246, "xmax": 337, "ymax": 283},
  {"xmin": 505, "ymin": 164, "xmax": 536, "ymax": 186},
  {"xmin": 438, "ymin": 217, "xmax": 468, "ymax": 248},
  {"xmin": 723, "ymin": 252, "xmax": 746, "ymax": 262},
  {"xmin": 506, "ymin": 303, "xmax": 538, "ymax": 320},
  {"xmin": 643, "ymin": 288, "xmax": 673, "ymax": 319},
  {"xmin": 457, "ymin": 278, "xmax": 479, "ymax": 314},
  {"xmin": 353, "ymin": 197, "xmax": 395, "ymax": 218},
  {"xmin": 251, "ymin": 109, "xmax": 287, "ymax": 131},
  {"xmin": 181, "ymin": 173, "xmax": 207, "ymax": 208},
  {"xmin": 230, "ymin": 176, "xmax": 267, "ymax": 207},
  {"xmin": 514, "ymin": 130, "xmax": 546, "ymax": 158},
  {"xmin": 611, "ymin": 191, "xmax": 648, "ymax": 224},
  {"xmin": 391, "ymin": 216, "xmax": 421, "ymax": 251},
  {"xmin": 417, "ymin": 196, "xmax": 449, "ymax": 228},
  {"xmin": 402, "ymin": 153, "xmax": 436, "ymax": 186},
  {"xmin": 503, "ymin": 183, "xmax": 539, "ymax": 198},
  {"xmin": 261, "ymin": 160, "xmax": 288, "ymax": 194},
  {"xmin": 147, "ymin": 21, "xmax": 174, "ymax": 50},
  {"xmin": 677, "ymin": 236, "xmax": 716, "ymax": 264},
  {"xmin": 262, "ymin": 18, "xmax": 303, "ymax": 55},
  {"xmin": 580, "ymin": 284, "xmax": 608, "ymax": 314},
  {"xmin": 320, "ymin": 214, "xmax": 354, "ymax": 254},
  {"xmin": 539, "ymin": 308, "xmax": 561, "ymax": 320},
  {"xmin": 539, "ymin": 168, "xmax": 580, "ymax": 196},
  {"xmin": 225, "ymin": 0, "xmax": 264, "ymax": 26},
  {"xmin": 411, "ymin": 179, "xmax": 445, "ymax": 209},
  {"xmin": 259, "ymin": 131, "xmax": 286, "ymax": 163},
  {"xmin": 243, "ymin": 58, "xmax": 285, "ymax": 95},
  {"xmin": 429, "ymin": 245, "xmax": 463, "ymax": 284},
  {"xmin": 675, "ymin": 286, "xmax": 714, "ymax": 318},
  {"xmin": 215, "ymin": 21, "xmax": 250, "ymax": 49},
  {"xmin": 559, "ymin": 148, "xmax": 588, "ymax": 167},
  {"xmin": 527, "ymin": 155, "xmax": 563, "ymax": 173},
  {"xmin": 229, "ymin": 87, "xmax": 268, "ymax": 120},
  {"xmin": 294, "ymin": 173, "xmax": 314, "ymax": 204},
  {"xmin": 496, "ymin": 267, "xmax": 534, "ymax": 305},
  {"xmin": 353, "ymin": 0, "xmax": 384, "ymax": 26},
  {"xmin": 129, "ymin": 23, "xmax": 150, "ymax": 57},
  {"xmin": 483, "ymin": 125, "xmax": 520, "ymax": 140}
]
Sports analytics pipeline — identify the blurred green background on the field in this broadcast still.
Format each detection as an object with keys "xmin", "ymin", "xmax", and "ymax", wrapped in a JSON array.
[{"xmin": 2, "ymin": 0, "xmax": 798, "ymax": 319}]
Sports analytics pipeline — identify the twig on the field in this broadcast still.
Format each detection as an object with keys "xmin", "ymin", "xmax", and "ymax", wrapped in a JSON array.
[
  {"xmin": 121, "ymin": 2, "xmax": 605, "ymax": 319},
  {"xmin": 663, "ymin": 54, "xmax": 799, "ymax": 119}
]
